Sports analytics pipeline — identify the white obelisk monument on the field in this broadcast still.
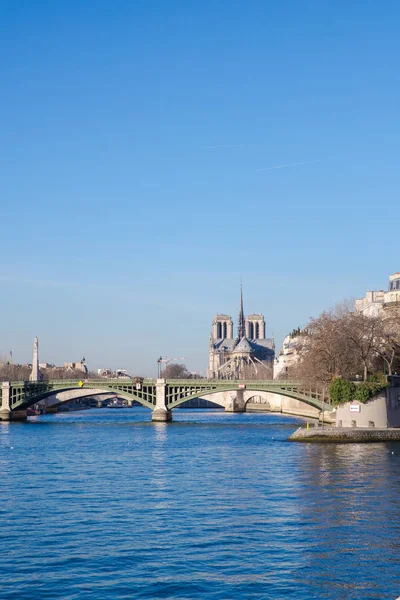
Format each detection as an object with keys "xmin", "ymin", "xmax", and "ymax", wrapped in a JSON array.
[{"xmin": 29, "ymin": 336, "xmax": 41, "ymax": 381}]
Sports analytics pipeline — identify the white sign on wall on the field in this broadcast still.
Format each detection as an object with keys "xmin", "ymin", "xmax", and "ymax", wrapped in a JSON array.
[{"xmin": 350, "ymin": 404, "xmax": 361, "ymax": 412}]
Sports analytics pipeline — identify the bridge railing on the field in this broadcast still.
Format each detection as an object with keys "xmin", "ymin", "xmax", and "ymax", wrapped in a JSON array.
[
  {"xmin": 9, "ymin": 378, "xmax": 315, "ymax": 386},
  {"xmin": 9, "ymin": 379, "xmax": 155, "ymax": 386},
  {"xmin": 8, "ymin": 379, "xmax": 323, "ymax": 395},
  {"xmin": 164, "ymin": 379, "xmax": 301, "ymax": 385}
]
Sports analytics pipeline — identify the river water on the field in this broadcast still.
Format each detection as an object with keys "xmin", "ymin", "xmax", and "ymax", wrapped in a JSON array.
[{"xmin": 1, "ymin": 408, "xmax": 399, "ymax": 600}]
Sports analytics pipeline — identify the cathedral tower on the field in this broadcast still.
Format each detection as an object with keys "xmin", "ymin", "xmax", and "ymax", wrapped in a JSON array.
[
  {"xmin": 245, "ymin": 314, "xmax": 266, "ymax": 339},
  {"xmin": 212, "ymin": 314, "xmax": 233, "ymax": 340}
]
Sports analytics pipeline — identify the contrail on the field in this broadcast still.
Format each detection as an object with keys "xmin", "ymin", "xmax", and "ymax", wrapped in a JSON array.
[
  {"xmin": 256, "ymin": 159, "xmax": 319, "ymax": 172},
  {"xmin": 201, "ymin": 144, "xmax": 259, "ymax": 149},
  {"xmin": 0, "ymin": 275, "xmax": 80, "ymax": 287}
]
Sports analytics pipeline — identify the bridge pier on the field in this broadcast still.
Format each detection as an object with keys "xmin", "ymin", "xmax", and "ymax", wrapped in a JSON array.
[
  {"xmin": 0, "ymin": 410, "xmax": 27, "ymax": 421},
  {"xmin": 152, "ymin": 379, "xmax": 172, "ymax": 422},
  {"xmin": 0, "ymin": 382, "xmax": 27, "ymax": 421},
  {"xmin": 224, "ymin": 389, "xmax": 246, "ymax": 413}
]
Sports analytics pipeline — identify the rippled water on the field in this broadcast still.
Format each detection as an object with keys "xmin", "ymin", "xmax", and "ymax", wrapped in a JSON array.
[{"xmin": 1, "ymin": 408, "xmax": 400, "ymax": 599}]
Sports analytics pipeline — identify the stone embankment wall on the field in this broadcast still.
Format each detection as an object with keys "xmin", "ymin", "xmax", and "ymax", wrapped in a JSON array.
[
  {"xmin": 336, "ymin": 393, "xmax": 388, "ymax": 428},
  {"xmin": 289, "ymin": 426, "xmax": 400, "ymax": 443},
  {"xmin": 335, "ymin": 379, "xmax": 400, "ymax": 429}
]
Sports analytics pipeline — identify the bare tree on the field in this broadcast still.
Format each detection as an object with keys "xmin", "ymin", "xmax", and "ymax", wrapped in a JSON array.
[
  {"xmin": 291, "ymin": 301, "xmax": 400, "ymax": 389},
  {"xmin": 372, "ymin": 310, "xmax": 400, "ymax": 375},
  {"xmin": 0, "ymin": 363, "xmax": 31, "ymax": 382},
  {"xmin": 0, "ymin": 364, "xmax": 99, "ymax": 382},
  {"xmin": 41, "ymin": 367, "xmax": 97, "ymax": 381},
  {"xmin": 295, "ymin": 307, "xmax": 357, "ymax": 386},
  {"xmin": 345, "ymin": 312, "xmax": 382, "ymax": 381},
  {"xmin": 161, "ymin": 363, "xmax": 191, "ymax": 379}
]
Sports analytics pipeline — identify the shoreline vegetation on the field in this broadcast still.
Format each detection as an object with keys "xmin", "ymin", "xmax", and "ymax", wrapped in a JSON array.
[
  {"xmin": 329, "ymin": 374, "xmax": 388, "ymax": 406},
  {"xmin": 282, "ymin": 301, "xmax": 400, "ymax": 403}
]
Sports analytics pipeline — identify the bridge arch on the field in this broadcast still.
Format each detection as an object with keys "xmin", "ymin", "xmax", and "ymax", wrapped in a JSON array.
[
  {"xmin": 167, "ymin": 387, "xmax": 321, "ymax": 419},
  {"xmin": 244, "ymin": 392, "xmax": 273, "ymax": 409},
  {"xmin": 12, "ymin": 383, "xmax": 155, "ymax": 412},
  {"xmin": 33, "ymin": 389, "xmax": 152, "ymax": 412},
  {"xmin": 168, "ymin": 388, "xmax": 239, "ymax": 410},
  {"xmin": 243, "ymin": 390, "xmax": 320, "ymax": 418}
]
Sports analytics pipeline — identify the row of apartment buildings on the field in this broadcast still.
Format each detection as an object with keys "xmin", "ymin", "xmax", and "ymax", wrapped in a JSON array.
[{"xmin": 355, "ymin": 272, "xmax": 400, "ymax": 317}]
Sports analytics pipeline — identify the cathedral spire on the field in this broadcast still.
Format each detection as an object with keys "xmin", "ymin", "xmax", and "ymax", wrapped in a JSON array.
[{"xmin": 237, "ymin": 284, "xmax": 245, "ymax": 339}]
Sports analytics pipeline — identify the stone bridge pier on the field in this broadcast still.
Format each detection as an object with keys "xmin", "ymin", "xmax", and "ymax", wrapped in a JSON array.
[
  {"xmin": 224, "ymin": 389, "xmax": 246, "ymax": 413},
  {"xmin": 0, "ymin": 382, "xmax": 27, "ymax": 421},
  {"xmin": 152, "ymin": 379, "xmax": 173, "ymax": 422},
  {"xmin": 151, "ymin": 382, "xmax": 247, "ymax": 422}
]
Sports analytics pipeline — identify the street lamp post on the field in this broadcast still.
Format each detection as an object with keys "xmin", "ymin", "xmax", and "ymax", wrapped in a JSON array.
[{"xmin": 157, "ymin": 356, "xmax": 163, "ymax": 378}]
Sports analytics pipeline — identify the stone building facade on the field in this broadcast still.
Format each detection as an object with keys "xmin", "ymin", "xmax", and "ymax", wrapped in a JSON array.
[
  {"xmin": 355, "ymin": 272, "xmax": 400, "ymax": 316},
  {"xmin": 273, "ymin": 333, "xmax": 302, "ymax": 379},
  {"xmin": 208, "ymin": 288, "xmax": 275, "ymax": 379}
]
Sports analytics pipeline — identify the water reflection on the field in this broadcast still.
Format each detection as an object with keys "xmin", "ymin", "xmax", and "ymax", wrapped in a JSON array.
[
  {"xmin": 150, "ymin": 422, "xmax": 171, "ymax": 512},
  {"xmin": 290, "ymin": 443, "xmax": 400, "ymax": 597}
]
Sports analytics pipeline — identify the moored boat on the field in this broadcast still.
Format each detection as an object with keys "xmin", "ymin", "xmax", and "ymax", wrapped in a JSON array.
[{"xmin": 107, "ymin": 398, "xmax": 125, "ymax": 408}]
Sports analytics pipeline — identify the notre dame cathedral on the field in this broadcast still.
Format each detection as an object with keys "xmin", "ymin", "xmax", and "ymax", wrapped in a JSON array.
[{"xmin": 208, "ymin": 287, "xmax": 275, "ymax": 379}]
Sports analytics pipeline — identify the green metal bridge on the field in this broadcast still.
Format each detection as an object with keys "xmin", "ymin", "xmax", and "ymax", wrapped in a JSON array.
[{"xmin": 0, "ymin": 379, "xmax": 326, "ymax": 421}]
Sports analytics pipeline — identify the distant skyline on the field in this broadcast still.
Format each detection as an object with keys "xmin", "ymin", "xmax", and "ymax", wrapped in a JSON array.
[{"xmin": 1, "ymin": 1, "xmax": 399, "ymax": 376}]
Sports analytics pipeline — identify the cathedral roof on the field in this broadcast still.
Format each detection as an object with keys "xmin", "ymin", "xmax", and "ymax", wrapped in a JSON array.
[
  {"xmin": 253, "ymin": 338, "xmax": 275, "ymax": 350},
  {"xmin": 213, "ymin": 338, "xmax": 237, "ymax": 351},
  {"xmin": 233, "ymin": 337, "xmax": 253, "ymax": 353}
]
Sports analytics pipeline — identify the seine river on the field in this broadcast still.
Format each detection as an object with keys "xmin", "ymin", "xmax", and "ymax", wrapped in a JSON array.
[{"xmin": 1, "ymin": 408, "xmax": 400, "ymax": 600}]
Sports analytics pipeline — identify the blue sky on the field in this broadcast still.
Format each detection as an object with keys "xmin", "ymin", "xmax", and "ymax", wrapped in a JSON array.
[{"xmin": 1, "ymin": 1, "xmax": 399, "ymax": 375}]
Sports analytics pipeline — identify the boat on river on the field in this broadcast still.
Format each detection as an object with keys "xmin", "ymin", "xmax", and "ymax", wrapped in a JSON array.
[{"xmin": 107, "ymin": 398, "xmax": 125, "ymax": 408}]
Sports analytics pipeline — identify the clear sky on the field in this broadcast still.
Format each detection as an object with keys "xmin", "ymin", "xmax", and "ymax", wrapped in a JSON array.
[{"xmin": 1, "ymin": 0, "xmax": 399, "ymax": 376}]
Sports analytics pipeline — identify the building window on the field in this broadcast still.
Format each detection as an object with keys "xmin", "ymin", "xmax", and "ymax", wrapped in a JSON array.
[{"xmin": 389, "ymin": 279, "xmax": 400, "ymax": 291}]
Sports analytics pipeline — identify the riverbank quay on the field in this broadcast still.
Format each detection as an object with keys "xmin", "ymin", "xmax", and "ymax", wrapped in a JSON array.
[{"xmin": 289, "ymin": 425, "xmax": 400, "ymax": 443}]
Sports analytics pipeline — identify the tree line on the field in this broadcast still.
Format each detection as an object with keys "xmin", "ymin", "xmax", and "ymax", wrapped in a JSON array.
[
  {"xmin": 0, "ymin": 363, "xmax": 99, "ymax": 382},
  {"xmin": 286, "ymin": 302, "xmax": 400, "ymax": 394},
  {"xmin": 160, "ymin": 364, "xmax": 200, "ymax": 378}
]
